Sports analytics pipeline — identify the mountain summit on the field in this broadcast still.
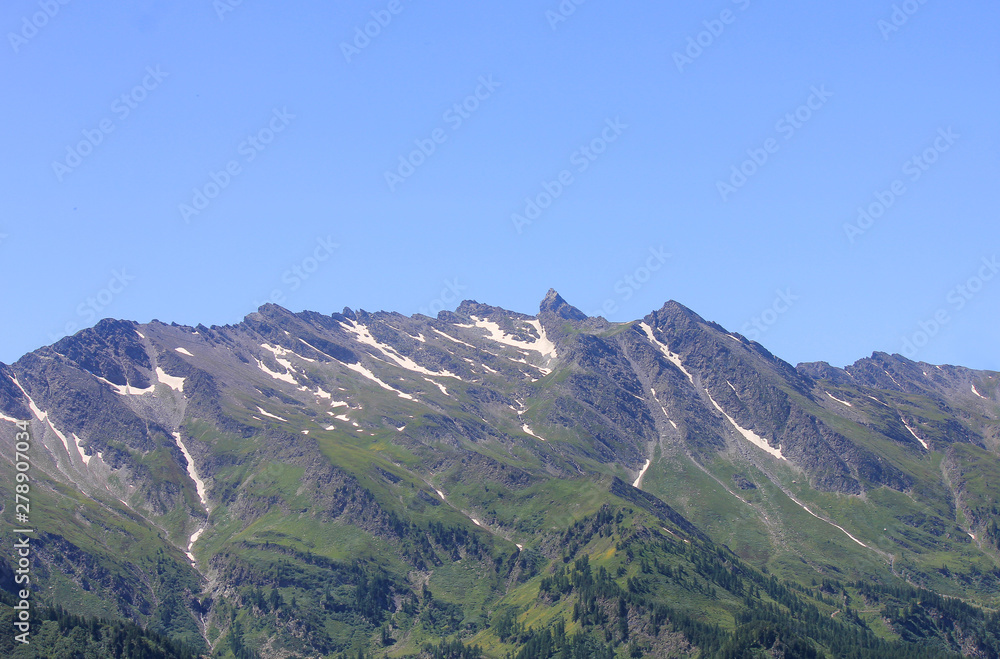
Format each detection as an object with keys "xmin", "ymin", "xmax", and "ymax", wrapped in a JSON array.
[
  {"xmin": 539, "ymin": 288, "xmax": 588, "ymax": 320},
  {"xmin": 1, "ymin": 293, "xmax": 998, "ymax": 657}
]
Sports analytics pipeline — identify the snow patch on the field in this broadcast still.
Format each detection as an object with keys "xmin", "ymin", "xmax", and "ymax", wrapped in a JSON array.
[
  {"xmin": 175, "ymin": 347, "xmax": 194, "ymax": 357},
  {"xmin": 705, "ymin": 390, "xmax": 784, "ymax": 460},
  {"xmin": 787, "ymin": 494, "xmax": 869, "ymax": 549},
  {"xmin": 314, "ymin": 387, "xmax": 332, "ymax": 399},
  {"xmin": 882, "ymin": 368, "xmax": 902, "ymax": 388},
  {"xmin": 471, "ymin": 518, "xmax": 482, "ymax": 527},
  {"xmin": 94, "ymin": 374, "xmax": 156, "ymax": 396},
  {"xmin": 425, "ymin": 378, "xmax": 449, "ymax": 396},
  {"xmin": 522, "ymin": 424, "xmax": 545, "ymax": 441},
  {"xmin": 254, "ymin": 357, "xmax": 296, "ymax": 385},
  {"xmin": 256, "ymin": 407, "xmax": 288, "ymax": 422},
  {"xmin": 156, "ymin": 367, "xmax": 185, "ymax": 392},
  {"xmin": 262, "ymin": 342, "xmax": 315, "ymax": 364},
  {"xmin": 473, "ymin": 317, "xmax": 554, "ymax": 357},
  {"xmin": 639, "ymin": 323, "xmax": 694, "ymax": 383},
  {"xmin": 633, "ymin": 459, "xmax": 651, "ymax": 489},
  {"xmin": 72, "ymin": 433, "xmax": 91, "ymax": 465},
  {"xmin": 135, "ymin": 330, "xmax": 145, "ymax": 338},
  {"xmin": 346, "ymin": 362, "xmax": 415, "ymax": 399},
  {"xmin": 172, "ymin": 432, "xmax": 208, "ymax": 508},
  {"xmin": 826, "ymin": 391, "xmax": 853, "ymax": 407},
  {"xmin": 902, "ymin": 420, "xmax": 929, "ymax": 450},
  {"xmin": 341, "ymin": 320, "xmax": 458, "ymax": 379},
  {"xmin": 972, "ymin": 384, "xmax": 987, "ymax": 399},
  {"xmin": 186, "ymin": 527, "xmax": 205, "ymax": 563},
  {"xmin": 432, "ymin": 327, "xmax": 477, "ymax": 349},
  {"xmin": 298, "ymin": 338, "xmax": 338, "ymax": 361},
  {"xmin": 650, "ymin": 389, "xmax": 677, "ymax": 428}
]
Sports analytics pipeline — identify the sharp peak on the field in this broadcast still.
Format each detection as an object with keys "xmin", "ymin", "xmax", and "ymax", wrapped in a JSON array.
[{"xmin": 539, "ymin": 289, "xmax": 588, "ymax": 320}]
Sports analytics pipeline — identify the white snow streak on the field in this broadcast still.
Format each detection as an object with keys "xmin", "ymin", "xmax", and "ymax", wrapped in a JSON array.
[
  {"xmin": 633, "ymin": 459, "xmax": 651, "ymax": 489},
  {"xmin": 882, "ymin": 369, "xmax": 902, "ymax": 388},
  {"xmin": 705, "ymin": 390, "xmax": 785, "ymax": 460},
  {"xmin": 787, "ymin": 494, "xmax": 869, "ymax": 549},
  {"xmin": 254, "ymin": 357, "xmax": 296, "ymax": 385},
  {"xmin": 256, "ymin": 407, "xmax": 288, "ymax": 422},
  {"xmin": 175, "ymin": 347, "xmax": 194, "ymax": 357},
  {"xmin": 424, "ymin": 378, "xmax": 449, "ymax": 396},
  {"xmin": 826, "ymin": 391, "xmax": 853, "ymax": 407},
  {"xmin": 650, "ymin": 388, "xmax": 677, "ymax": 428},
  {"xmin": 172, "ymin": 432, "xmax": 208, "ymax": 508},
  {"xmin": 342, "ymin": 320, "xmax": 459, "ymax": 379},
  {"xmin": 902, "ymin": 420, "xmax": 929, "ymax": 450},
  {"xmin": 72, "ymin": 433, "xmax": 91, "ymax": 465},
  {"xmin": 522, "ymin": 424, "xmax": 545, "ymax": 441},
  {"xmin": 10, "ymin": 377, "xmax": 74, "ymax": 457},
  {"xmin": 346, "ymin": 363, "xmax": 414, "ymax": 400},
  {"xmin": 262, "ymin": 342, "xmax": 314, "ymax": 364},
  {"xmin": 432, "ymin": 327, "xmax": 477, "ymax": 349},
  {"xmin": 972, "ymin": 384, "xmax": 987, "ymax": 399},
  {"xmin": 639, "ymin": 323, "xmax": 694, "ymax": 383}
]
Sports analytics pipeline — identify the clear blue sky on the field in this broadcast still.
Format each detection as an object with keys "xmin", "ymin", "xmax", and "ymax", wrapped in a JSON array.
[{"xmin": 2, "ymin": 1, "xmax": 998, "ymax": 370}]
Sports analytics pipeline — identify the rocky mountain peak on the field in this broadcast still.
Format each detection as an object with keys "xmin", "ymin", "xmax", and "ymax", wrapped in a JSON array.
[{"xmin": 539, "ymin": 288, "xmax": 588, "ymax": 320}]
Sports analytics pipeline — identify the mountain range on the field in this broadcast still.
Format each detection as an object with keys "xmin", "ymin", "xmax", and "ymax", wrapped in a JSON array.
[{"xmin": 2, "ymin": 289, "xmax": 999, "ymax": 658}]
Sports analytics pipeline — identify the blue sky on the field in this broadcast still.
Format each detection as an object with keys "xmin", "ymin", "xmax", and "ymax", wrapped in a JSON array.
[{"xmin": 2, "ymin": 0, "xmax": 998, "ymax": 370}]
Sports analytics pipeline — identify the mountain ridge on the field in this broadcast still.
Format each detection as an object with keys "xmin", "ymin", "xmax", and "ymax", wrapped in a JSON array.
[{"xmin": 2, "ymin": 290, "xmax": 999, "ymax": 658}]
